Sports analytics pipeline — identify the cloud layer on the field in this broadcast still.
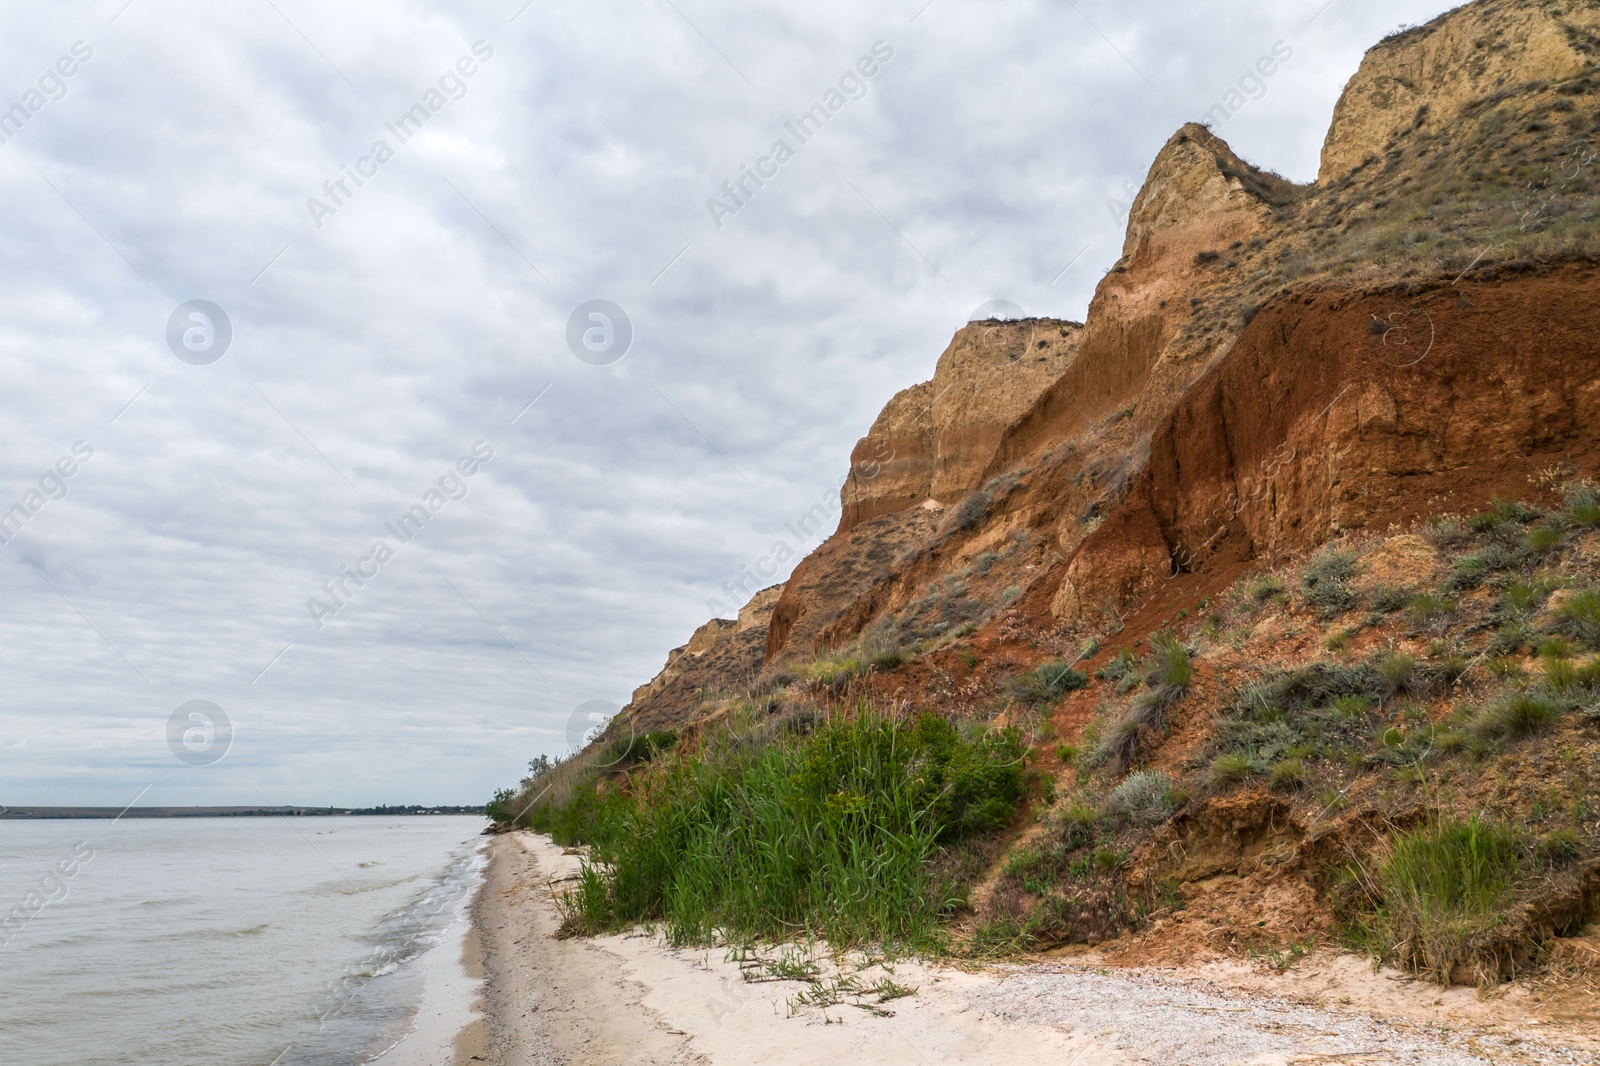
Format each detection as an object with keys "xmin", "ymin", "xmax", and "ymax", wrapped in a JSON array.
[{"xmin": 0, "ymin": 0, "xmax": 1461, "ymax": 805}]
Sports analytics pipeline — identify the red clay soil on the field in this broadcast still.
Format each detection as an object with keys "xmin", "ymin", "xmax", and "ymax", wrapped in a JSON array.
[{"xmin": 1059, "ymin": 263, "xmax": 1600, "ymax": 620}]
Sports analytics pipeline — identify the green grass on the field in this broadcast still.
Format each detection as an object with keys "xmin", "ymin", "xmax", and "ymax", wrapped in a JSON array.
[
  {"xmin": 1471, "ymin": 691, "xmax": 1561, "ymax": 742},
  {"xmin": 1208, "ymin": 752, "xmax": 1262, "ymax": 789},
  {"xmin": 1007, "ymin": 660, "xmax": 1089, "ymax": 707},
  {"xmin": 545, "ymin": 710, "xmax": 1028, "ymax": 950},
  {"xmin": 1248, "ymin": 573, "xmax": 1286, "ymax": 603},
  {"xmin": 1269, "ymin": 758, "xmax": 1308, "ymax": 791},
  {"xmin": 795, "ymin": 653, "xmax": 868, "ymax": 687},
  {"xmin": 1407, "ymin": 592, "xmax": 1457, "ymax": 627},
  {"xmin": 1557, "ymin": 587, "xmax": 1600, "ymax": 649},
  {"xmin": 1106, "ymin": 771, "xmax": 1176, "ymax": 825},
  {"xmin": 1301, "ymin": 549, "xmax": 1358, "ymax": 617},
  {"xmin": 1360, "ymin": 816, "xmax": 1528, "ymax": 984}
]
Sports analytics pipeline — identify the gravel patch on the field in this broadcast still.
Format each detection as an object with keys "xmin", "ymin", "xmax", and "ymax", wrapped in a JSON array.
[{"xmin": 961, "ymin": 964, "xmax": 1587, "ymax": 1065}]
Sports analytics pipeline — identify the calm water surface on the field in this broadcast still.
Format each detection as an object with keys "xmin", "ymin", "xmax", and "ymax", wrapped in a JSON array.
[{"xmin": 0, "ymin": 815, "xmax": 486, "ymax": 1066}]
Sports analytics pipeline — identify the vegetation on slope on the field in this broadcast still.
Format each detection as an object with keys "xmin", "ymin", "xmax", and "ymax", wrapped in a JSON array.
[{"xmin": 502, "ymin": 707, "xmax": 1031, "ymax": 951}]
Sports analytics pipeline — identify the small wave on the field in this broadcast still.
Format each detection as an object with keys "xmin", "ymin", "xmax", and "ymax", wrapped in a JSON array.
[
  {"xmin": 175, "ymin": 923, "xmax": 270, "ymax": 940},
  {"xmin": 314, "ymin": 873, "xmax": 421, "ymax": 898}
]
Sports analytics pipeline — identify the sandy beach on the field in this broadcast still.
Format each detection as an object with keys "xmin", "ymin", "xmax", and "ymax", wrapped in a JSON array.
[{"xmin": 456, "ymin": 832, "xmax": 1598, "ymax": 1066}]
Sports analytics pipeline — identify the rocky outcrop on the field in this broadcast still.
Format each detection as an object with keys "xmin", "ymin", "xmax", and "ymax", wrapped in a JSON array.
[
  {"xmin": 621, "ymin": 585, "xmax": 782, "ymax": 732},
  {"xmin": 1318, "ymin": 0, "xmax": 1600, "ymax": 184},
  {"xmin": 840, "ymin": 318, "xmax": 1083, "ymax": 531},
  {"xmin": 982, "ymin": 125, "xmax": 1299, "ymax": 479}
]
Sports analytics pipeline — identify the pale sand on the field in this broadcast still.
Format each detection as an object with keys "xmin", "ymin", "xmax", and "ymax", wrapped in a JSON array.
[{"xmin": 468, "ymin": 831, "xmax": 1597, "ymax": 1065}]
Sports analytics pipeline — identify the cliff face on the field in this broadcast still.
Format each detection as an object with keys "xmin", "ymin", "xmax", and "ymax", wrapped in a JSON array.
[
  {"xmin": 840, "ymin": 318, "xmax": 1083, "ymax": 531},
  {"xmin": 623, "ymin": 585, "xmax": 781, "ymax": 733},
  {"xmin": 1318, "ymin": 0, "xmax": 1600, "ymax": 183},
  {"xmin": 616, "ymin": 0, "xmax": 1600, "ymax": 734}
]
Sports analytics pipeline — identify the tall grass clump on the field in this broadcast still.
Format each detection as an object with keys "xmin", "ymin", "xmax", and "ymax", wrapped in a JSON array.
[
  {"xmin": 555, "ymin": 711, "xmax": 1027, "ymax": 950},
  {"xmin": 1362, "ymin": 816, "xmax": 1527, "ymax": 984},
  {"xmin": 1105, "ymin": 771, "xmax": 1176, "ymax": 825},
  {"xmin": 1007, "ymin": 659, "xmax": 1088, "ymax": 707},
  {"xmin": 1301, "ymin": 548, "xmax": 1358, "ymax": 617},
  {"xmin": 1557, "ymin": 587, "xmax": 1600, "ymax": 649}
]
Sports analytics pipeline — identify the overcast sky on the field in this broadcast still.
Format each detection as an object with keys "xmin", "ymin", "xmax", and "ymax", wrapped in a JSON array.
[{"xmin": 0, "ymin": 0, "xmax": 1463, "ymax": 806}]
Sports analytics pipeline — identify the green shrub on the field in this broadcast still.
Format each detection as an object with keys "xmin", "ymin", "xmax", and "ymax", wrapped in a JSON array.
[
  {"xmin": 1449, "ymin": 544, "xmax": 1517, "ymax": 589},
  {"xmin": 1373, "ymin": 586, "xmax": 1412, "ymax": 614},
  {"xmin": 553, "ymin": 711, "xmax": 1028, "ymax": 948},
  {"xmin": 1558, "ymin": 587, "xmax": 1600, "ymax": 649},
  {"xmin": 1249, "ymin": 573, "xmax": 1286, "ymax": 603},
  {"xmin": 1208, "ymin": 752, "xmax": 1262, "ymax": 789},
  {"xmin": 796, "ymin": 653, "xmax": 867, "ymax": 687},
  {"xmin": 1527, "ymin": 526, "xmax": 1563, "ymax": 554},
  {"xmin": 1407, "ymin": 592, "xmax": 1458, "ymax": 627},
  {"xmin": 1561, "ymin": 481, "xmax": 1600, "ymax": 527},
  {"xmin": 1095, "ymin": 648, "xmax": 1136, "ymax": 682},
  {"xmin": 1535, "ymin": 828, "xmax": 1582, "ymax": 868},
  {"xmin": 1333, "ymin": 693, "xmax": 1375, "ymax": 720},
  {"xmin": 1269, "ymin": 757, "xmax": 1308, "ymax": 791},
  {"xmin": 1368, "ymin": 816, "xmax": 1527, "ymax": 984},
  {"xmin": 1301, "ymin": 549, "xmax": 1358, "ymax": 617},
  {"xmin": 1422, "ymin": 517, "xmax": 1471, "ymax": 549},
  {"xmin": 1376, "ymin": 652, "xmax": 1425, "ymax": 698},
  {"xmin": 1145, "ymin": 632, "xmax": 1193, "ymax": 691},
  {"xmin": 1500, "ymin": 579, "xmax": 1553, "ymax": 618},
  {"xmin": 1106, "ymin": 771, "xmax": 1176, "ymax": 825},
  {"xmin": 1324, "ymin": 629, "xmax": 1352, "ymax": 652},
  {"xmin": 1098, "ymin": 713, "xmax": 1143, "ymax": 770},
  {"xmin": 1472, "ymin": 691, "xmax": 1560, "ymax": 741},
  {"xmin": 1008, "ymin": 660, "xmax": 1089, "ymax": 706}
]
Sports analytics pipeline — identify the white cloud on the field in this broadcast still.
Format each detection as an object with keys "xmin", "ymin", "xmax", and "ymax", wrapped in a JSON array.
[{"xmin": 0, "ymin": 0, "xmax": 1464, "ymax": 804}]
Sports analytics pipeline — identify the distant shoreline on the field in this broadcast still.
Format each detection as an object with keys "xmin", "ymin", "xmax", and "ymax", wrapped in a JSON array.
[{"xmin": 0, "ymin": 805, "xmax": 486, "ymax": 819}]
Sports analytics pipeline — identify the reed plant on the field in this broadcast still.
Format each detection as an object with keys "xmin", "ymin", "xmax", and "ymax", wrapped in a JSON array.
[{"xmin": 553, "ymin": 709, "xmax": 1027, "ymax": 951}]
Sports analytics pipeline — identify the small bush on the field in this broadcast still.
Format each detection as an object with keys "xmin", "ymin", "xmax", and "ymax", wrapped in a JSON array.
[
  {"xmin": 1249, "ymin": 573, "xmax": 1287, "ymax": 603},
  {"xmin": 1558, "ymin": 587, "xmax": 1600, "ymax": 649},
  {"xmin": 1535, "ymin": 828, "xmax": 1582, "ymax": 868},
  {"xmin": 1208, "ymin": 752, "xmax": 1262, "ymax": 789},
  {"xmin": 1333, "ymin": 693, "xmax": 1374, "ymax": 720},
  {"xmin": 1449, "ymin": 543, "xmax": 1518, "ymax": 589},
  {"xmin": 1302, "ymin": 549, "xmax": 1359, "ymax": 617},
  {"xmin": 1269, "ymin": 758, "xmax": 1308, "ymax": 791},
  {"xmin": 1422, "ymin": 517, "xmax": 1471, "ymax": 550},
  {"xmin": 1008, "ymin": 661, "xmax": 1089, "ymax": 707},
  {"xmin": 1146, "ymin": 633, "xmax": 1193, "ymax": 691},
  {"xmin": 1500, "ymin": 579, "xmax": 1553, "ymax": 618},
  {"xmin": 1099, "ymin": 714, "xmax": 1143, "ymax": 770},
  {"xmin": 1095, "ymin": 649, "xmax": 1136, "ymax": 683},
  {"xmin": 1527, "ymin": 526, "xmax": 1563, "ymax": 554},
  {"xmin": 1472, "ymin": 691, "xmax": 1560, "ymax": 741},
  {"xmin": 796, "ymin": 654, "xmax": 867, "ymax": 687},
  {"xmin": 1324, "ymin": 629, "xmax": 1352, "ymax": 652},
  {"xmin": 1407, "ymin": 592, "xmax": 1458, "ymax": 627},
  {"xmin": 1561, "ymin": 481, "xmax": 1600, "ymax": 526},
  {"xmin": 1377, "ymin": 652, "xmax": 1425, "ymax": 698},
  {"xmin": 1372, "ymin": 586, "xmax": 1412, "ymax": 614},
  {"xmin": 1106, "ymin": 771, "xmax": 1176, "ymax": 825},
  {"xmin": 1370, "ymin": 816, "xmax": 1527, "ymax": 984}
]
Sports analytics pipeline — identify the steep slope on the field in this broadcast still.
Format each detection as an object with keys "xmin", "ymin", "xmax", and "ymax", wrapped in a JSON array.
[
  {"xmin": 840, "ymin": 317, "xmax": 1084, "ymax": 530},
  {"xmin": 526, "ymin": 0, "xmax": 1600, "ymax": 988}
]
